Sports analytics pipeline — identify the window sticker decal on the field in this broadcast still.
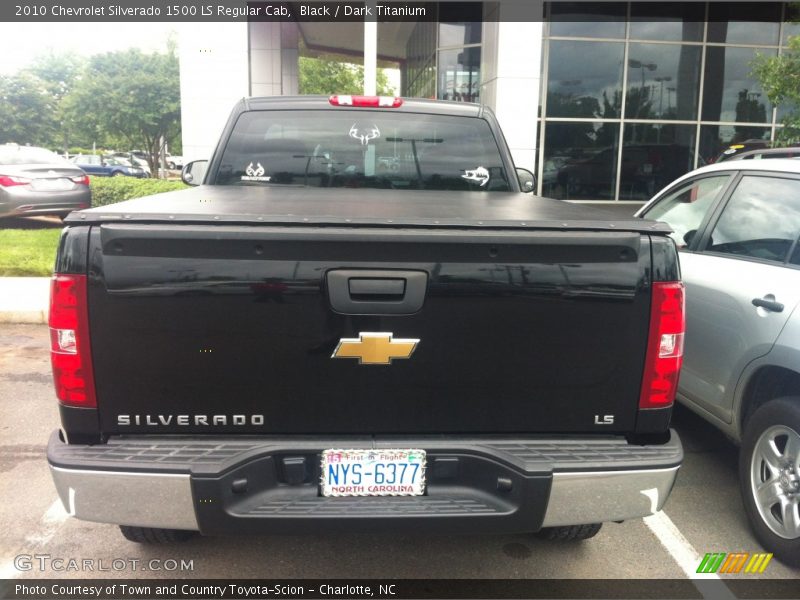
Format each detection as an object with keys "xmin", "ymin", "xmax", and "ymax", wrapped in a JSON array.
[
  {"xmin": 461, "ymin": 166, "xmax": 490, "ymax": 187},
  {"xmin": 241, "ymin": 161, "xmax": 271, "ymax": 182},
  {"xmin": 349, "ymin": 123, "xmax": 381, "ymax": 145}
]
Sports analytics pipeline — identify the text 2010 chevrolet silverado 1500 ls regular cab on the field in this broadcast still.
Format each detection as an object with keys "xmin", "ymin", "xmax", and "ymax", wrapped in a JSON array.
[{"xmin": 46, "ymin": 96, "xmax": 684, "ymax": 543}]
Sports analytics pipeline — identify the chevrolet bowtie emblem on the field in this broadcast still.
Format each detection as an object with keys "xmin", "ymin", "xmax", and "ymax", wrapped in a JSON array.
[{"xmin": 332, "ymin": 332, "xmax": 419, "ymax": 365}]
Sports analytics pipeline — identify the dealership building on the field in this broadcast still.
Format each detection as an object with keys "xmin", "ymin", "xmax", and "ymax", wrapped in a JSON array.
[{"xmin": 179, "ymin": 2, "xmax": 798, "ymax": 206}]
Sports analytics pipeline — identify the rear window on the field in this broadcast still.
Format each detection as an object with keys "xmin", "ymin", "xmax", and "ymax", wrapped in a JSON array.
[
  {"xmin": 0, "ymin": 146, "xmax": 67, "ymax": 166},
  {"xmin": 215, "ymin": 110, "xmax": 512, "ymax": 192}
]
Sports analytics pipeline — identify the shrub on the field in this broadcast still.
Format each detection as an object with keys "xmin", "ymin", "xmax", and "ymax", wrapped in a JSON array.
[{"xmin": 89, "ymin": 176, "xmax": 188, "ymax": 207}]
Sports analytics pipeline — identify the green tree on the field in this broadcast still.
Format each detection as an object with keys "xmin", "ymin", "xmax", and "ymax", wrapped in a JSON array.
[
  {"xmin": 299, "ymin": 55, "xmax": 395, "ymax": 95},
  {"xmin": 752, "ymin": 35, "xmax": 800, "ymax": 143},
  {"xmin": 29, "ymin": 52, "xmax": 82, "ymax": 102},
  {"xmin": 64, "ymin": 47, "xmax": 180, "ymax": 176},
  {"xmin": 0, "ymin": 73, "xmax": 58, "ymax": 145},
  {"xmin": 28, "ymin": 52, "xmax": 83, "ymax": 152}
]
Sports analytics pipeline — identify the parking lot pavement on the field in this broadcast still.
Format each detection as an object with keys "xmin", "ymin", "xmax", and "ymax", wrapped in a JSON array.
[
  {"xmin": 0, "ymin": 216, "xmax": 63, "ymax": 230},
  {"xmin": 1, "ymin": 323, "xmax": 799, "ymax": 585}
]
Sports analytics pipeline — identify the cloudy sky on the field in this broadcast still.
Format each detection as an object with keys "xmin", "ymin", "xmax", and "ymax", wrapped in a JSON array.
[{"xmin": 0, "ymin": 22, "xmax": 178, "ymax": 74}]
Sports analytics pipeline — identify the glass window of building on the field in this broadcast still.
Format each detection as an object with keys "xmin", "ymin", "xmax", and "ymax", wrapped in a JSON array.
[
  {"xmin": 619, "ymin": 124, "xmax": 698, "ymax": 200},
  {"xmin": 439, "ymin": 22, "xmax": 481, "ymax": 47},
  {"xmin": 707, "ymin": 3, "xmax": 782, "ymax": 46},
  {"xmin": 777, "ymin": 101, "xmax": 798, "ymax": 122},
  {"xmin": 546, "ymin": 40, "xmax": 625, "ymax": 118},
  {"xmin": 542, "ymin": 122, "xmax": 620, "ymax": 200},
  {"xmin": 548, "ymin": 2, "xmax": 627, "ymax": 39},
  {"xmin": 539, "ymin": 2, "xmax": 786, "ymax": 201},
  {"xmin": 431, "ymin": 4, "xmax": 482, "ymax": 104},
  {"xmin": 783, "ymin": 2, "xmax": 800, "ymax": 43},
  {"xmin": 782, "ymin": 22, "xmax": 800, "ymax": 45},
  {"xmin": 625, "ymin": 44, "xmax": 702, "ymax": 120},
  {"xmin": 403, "ymin": 21, "xmax": 436, "ymax": 99},
  {"xmin": 438, "ymin": 47, "xmax": 481, "ymax": 103},
  {"xmin": 629, "ymin": 4, "xmax": 704, "ymax": 42},
  {"xmin": 699, "ymin": 124, "xmax": 771, "ymax": 164},
  {"xmin": 438, "ymin": 1, "xmax": 482, "ymax": 45},
  {"xmin": 702, "ymin": 47, "xmax": 776, "ymax": 123}
]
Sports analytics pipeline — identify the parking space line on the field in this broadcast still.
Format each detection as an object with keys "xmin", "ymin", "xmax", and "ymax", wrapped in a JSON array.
[
  {"xmin": 0, "ymin": 498, "xmax": 68, "ymax": 579},
  {"xmin": 644, "ymin": 510, "xmax": 736, "ymax": 599}
]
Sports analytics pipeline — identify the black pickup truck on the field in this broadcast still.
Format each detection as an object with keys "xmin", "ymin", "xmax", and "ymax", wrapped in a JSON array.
[{"xmin": 47, "ymin": 95, "xmax": 684, "ymax": 543}]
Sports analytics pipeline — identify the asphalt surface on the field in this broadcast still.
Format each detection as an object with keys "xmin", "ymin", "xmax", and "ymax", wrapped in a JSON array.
[
  {"xmin": 0, "ymin": 216, "xmax": 63, "ymax": 230},
  {"xmin": 1, "ymin": 323, "xmax": 798, "ymax": 587}
]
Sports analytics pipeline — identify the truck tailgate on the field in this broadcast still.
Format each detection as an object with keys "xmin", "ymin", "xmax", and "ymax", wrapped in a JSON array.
[{"xmin": 87, "ymin": 223, "xmax": 652, "ymax": 435}]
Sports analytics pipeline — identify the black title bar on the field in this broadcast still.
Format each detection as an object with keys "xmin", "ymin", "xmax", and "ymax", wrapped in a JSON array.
[
  {"xmin": 3, "ymin": 579, "xmax": 800, "ymax": 600},
  {"xmin": 2, "ymin": 1, "xmax": 786, "ymax": 23},
  {"xmin": 3, "ymin": 1, "xmax": 540, "ymax": 22}
]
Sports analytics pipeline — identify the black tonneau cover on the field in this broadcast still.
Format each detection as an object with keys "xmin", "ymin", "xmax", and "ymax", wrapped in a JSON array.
[{"xmin": 68, "ymin": 186, "xmax": 671, "ymax": 234}]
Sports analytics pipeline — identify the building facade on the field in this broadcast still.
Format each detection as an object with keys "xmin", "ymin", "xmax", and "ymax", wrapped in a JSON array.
[{"xmin": 179, "ymin": 2, "xmax": 798, "ymax": 206}]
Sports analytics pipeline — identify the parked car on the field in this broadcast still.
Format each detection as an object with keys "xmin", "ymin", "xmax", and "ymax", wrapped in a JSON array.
[
  {"xmin": 71, "ymin": 154, "xmax": 147, "ymax": 178},
  {"xmin": 106, "ymin": 153, "xmax": 151, "ymax": 178},
  {"xmin": 636, "ymin": 159, "xmax": 800, "ymax": 565},
  {"xmin": 711, "ymin": 139, "xmax": 771, "ymax": 163},
  {"xmin": 728, "ymin": 147, "xmax": 800, "ymax": 161},
  {"xmin": 166, "ymin": 154, "xmax": 184, "ymax": 170},
  {"xmin": 127, "ymin": 155, "xmax": 152, "ymax": 177},
  {"xmin": 0, "ymin": 144, "xmax": 90, "ymax": 219}
]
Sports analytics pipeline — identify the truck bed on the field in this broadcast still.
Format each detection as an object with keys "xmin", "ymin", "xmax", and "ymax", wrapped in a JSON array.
[{"xmin": 67, "ymin": 186, "xmax": 670, "ymax": 234}]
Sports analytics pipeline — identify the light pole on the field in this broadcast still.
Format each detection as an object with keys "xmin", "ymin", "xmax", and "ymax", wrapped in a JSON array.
[
  {"xmin": 628, "ymin": 59, "xmax": 658, "ymax": 134},
  {"xmin": 628, "ymin": 59, "xmax": 658, "ymax": 93},
  {"xmin": 654, "ymin": 76, "xmax": 672, "ymax": 117}
]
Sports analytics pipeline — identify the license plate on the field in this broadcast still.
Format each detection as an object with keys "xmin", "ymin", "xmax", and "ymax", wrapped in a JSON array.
[
  {"xmin": 31, "ymin": 178, "xmax": 71, "ymax": 191},
  {"xmin": 321, "ymin": 448, "xmax": 426, "ymax": 497}
]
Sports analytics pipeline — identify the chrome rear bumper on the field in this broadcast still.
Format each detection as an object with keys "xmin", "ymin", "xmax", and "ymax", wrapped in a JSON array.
[
  {"xmin": 48, "ymin": 430, "xmax": 681, "ymax": 533},
  {"xmin": 50, "ymin": 466, "xmax": 199, "ymax": 530}
]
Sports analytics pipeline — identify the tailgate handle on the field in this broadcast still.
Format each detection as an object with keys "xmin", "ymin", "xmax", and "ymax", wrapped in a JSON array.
[
  {"xmin": 349, "ymin": 278, "xmax": 405, "ymax": 298},
  {"xmin": 327, "ymin": 270, "xmax": 428, "ymax": 315}
]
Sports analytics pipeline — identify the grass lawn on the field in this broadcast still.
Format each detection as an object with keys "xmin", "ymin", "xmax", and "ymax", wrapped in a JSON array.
[{"xmin": 0, "ymin": 229, "xmax": 61, "ymax": 276}]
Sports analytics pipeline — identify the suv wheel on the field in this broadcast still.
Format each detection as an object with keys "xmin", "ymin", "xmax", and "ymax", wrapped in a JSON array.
[
  {"xmin": 740, "ymin": 397, "xmax": 800, "ymax": 566},
  {"xmin": 536, "ymin": 523, "xmax": 602, "ymax": 541},
  {"xmin": 119, "ymin": 525, "xmax": 195, "ymax": 544}
]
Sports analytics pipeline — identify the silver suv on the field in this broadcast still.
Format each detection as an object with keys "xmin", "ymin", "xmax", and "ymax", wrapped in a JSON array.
[{"xmin": 637, "ymin": 159, "xmax": 800, "ymax": 566}]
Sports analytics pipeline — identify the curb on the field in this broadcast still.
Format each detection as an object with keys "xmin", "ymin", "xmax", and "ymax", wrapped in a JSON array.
[{"xmin": 0, "ymin": 277, "xmax": 50, "ymax": 324}]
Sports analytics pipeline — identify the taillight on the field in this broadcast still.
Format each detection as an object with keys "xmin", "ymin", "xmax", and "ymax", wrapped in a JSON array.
[
  {"xmin": 0, "ymin": 175, "xmax": 31, "ymax": 187},
  {"xmin": 639, "ymin": 282, "xmax": 685, "ymax": 409},
  {"xmin": 49, "ymin": 274, "xmax": 96, "ymax": 408},
  {"xmin": 329, "ymin": 95, "xmax": 403, "ymax": 108},
  {"xmin": 71, "ymin": 175, "xmax": 90, "ymax": 185}
]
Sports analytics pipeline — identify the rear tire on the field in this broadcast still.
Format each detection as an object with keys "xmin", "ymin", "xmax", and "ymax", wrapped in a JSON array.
[
  {"xmin": 536, "ymin": 523, "xmax": 602, "ymax": 541},
  {"xmin": 739, "ymin": 397, "xmax": 800, "ymax": 566},
  {"xmin": 119, "ymin": 525, "xmax": 195, "ymax": 544}
]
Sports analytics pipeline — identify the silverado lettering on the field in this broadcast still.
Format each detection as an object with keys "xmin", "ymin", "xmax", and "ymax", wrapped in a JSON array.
[
  {"xmin": 116, "ymin": 414, "xmax": 265, "ymax": 426},
  {"xmin": 46, "ymin": 95, "xmax": 683, "ymax": 544}
]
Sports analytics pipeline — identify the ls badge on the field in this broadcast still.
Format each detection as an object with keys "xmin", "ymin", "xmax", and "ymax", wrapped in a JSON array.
[{"xmin": 332, "ymin": 332, "xmax": 419, "ymax": 365}]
